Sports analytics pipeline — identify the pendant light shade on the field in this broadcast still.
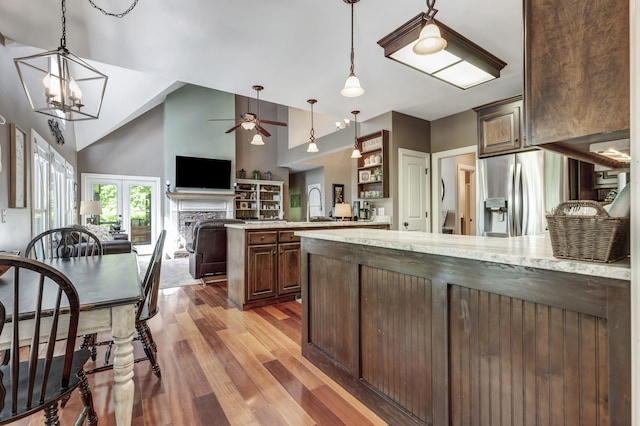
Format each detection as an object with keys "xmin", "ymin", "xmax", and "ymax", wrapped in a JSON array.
[
  {"xmin": 350, "ymin": 110, "xmax": 362, "ymax": 159},
  {"xmin": 306, "ymin": 99, "xmax": 319, "ymax": 153},
  {"xmin": 341, "ymin": 0, "xmax": 364, "ymax": 97},
  {"xmin": 251, "ymin": 131, "xmax": 265, "ymax": 146},
  {"xmin": 14, "ymin": 0, "xmax": 107, "ymax": 121},
  {"xmin": 413, "ymin": 23, "xmax": 447, "ymax": 55}
]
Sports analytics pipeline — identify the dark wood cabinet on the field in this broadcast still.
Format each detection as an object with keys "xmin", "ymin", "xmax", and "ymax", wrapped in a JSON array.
[
  {"xmin": 277, "ymin": 242, "xmax": 301, "ymax": 295},
  {"xmin": 474, "ymin": 95, "xmax": 524, "ymax": 158},
  {"xmin": 247, "ymin": 244, "xmax": 277, "ymax": 301},
  {"xmin": 524, "ymin": 0, "xmax": 629, "ymax": 164}
]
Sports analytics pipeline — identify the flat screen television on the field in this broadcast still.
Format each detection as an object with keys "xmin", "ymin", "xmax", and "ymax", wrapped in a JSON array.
[{"xmin": 175, "ymin": 155, "xmax": 232, "ymax": 190}]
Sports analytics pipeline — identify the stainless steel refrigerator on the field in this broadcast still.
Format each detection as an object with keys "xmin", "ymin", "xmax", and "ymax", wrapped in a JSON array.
[{"xmin": 477, "ymin": 150, "xmax": 568, "ymax": 237}]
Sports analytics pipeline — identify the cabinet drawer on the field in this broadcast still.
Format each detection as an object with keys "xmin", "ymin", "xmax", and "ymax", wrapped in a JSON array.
[
  {"xmin": 248, "ymin": 231, "xmax": 278, "ymax": 245},
  {"xmin": 278, "ymin": 231, "xmax": 300, "ymax": 243}
]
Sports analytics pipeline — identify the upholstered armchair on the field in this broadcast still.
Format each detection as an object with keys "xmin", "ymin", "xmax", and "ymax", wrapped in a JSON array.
[{"xmin": 186, "ymin": 219, "xmax": 244, "ymax": 279}]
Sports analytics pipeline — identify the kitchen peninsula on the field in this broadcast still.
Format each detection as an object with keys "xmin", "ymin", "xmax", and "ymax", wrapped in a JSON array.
[
  {"xmin": 297, "ymin": 228, "xmax": 630, "ymax": 425},
  {"xmin": 226, "ymin": 221, "xmax": 389, "ymax": 310}
]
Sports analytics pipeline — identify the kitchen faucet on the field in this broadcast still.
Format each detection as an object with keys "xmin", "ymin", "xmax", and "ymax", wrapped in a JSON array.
[{"xmin": 307, "ymin": 187, "xmax": 323, "ymax": 221}]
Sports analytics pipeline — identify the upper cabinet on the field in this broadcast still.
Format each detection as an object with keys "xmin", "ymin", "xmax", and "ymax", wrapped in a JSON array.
[
  {"xmin": 474, "ymin": 95, "xmax": 524, "ymax": 158},
  {"xmin": 524, "ymin": 0, "xmax": 629, "ymax": 167},
  {"xmin": 356, "ymin": 130, "xmax": 389, "ymax": 199}
]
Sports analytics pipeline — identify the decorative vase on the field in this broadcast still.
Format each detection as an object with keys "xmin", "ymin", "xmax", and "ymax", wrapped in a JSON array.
[
  {"xmin": 238, "ymin": 169, "xmax": 246, "ymax": 179},
  {"xmin": 252, "ymin": 170, "xmax": 261, "ymax": 180},
  {"xmin": 265, "ymin": 171, "xmax": 272, "ymax": 180}
]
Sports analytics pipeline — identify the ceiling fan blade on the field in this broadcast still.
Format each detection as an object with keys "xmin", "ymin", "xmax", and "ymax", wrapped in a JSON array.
[
  {"xmin": 260, "ymin": 120, "xmax": 288, "ymax": 127},
  {"xmin": 225, "ymin": 124, "xmax": 242, "ymax": 133},
  {"xmin": 257, "ymin": 125, "xmax": 271, "ymax": 137},
  {"xmin": 208, "ymin": 118, "xmax": 236, "ymax": 121}
]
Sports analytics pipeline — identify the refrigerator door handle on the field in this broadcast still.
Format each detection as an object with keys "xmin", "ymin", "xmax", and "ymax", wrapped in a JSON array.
[
  {"xmin": 507, "ymin": 163, "xmax": 515, "ymax": 236},
  {"xmin": 514, "ymin": 162, "xmax": 523, "ymax": 236}
]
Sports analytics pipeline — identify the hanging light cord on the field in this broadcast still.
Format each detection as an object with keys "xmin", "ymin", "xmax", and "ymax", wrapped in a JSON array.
[
  {"xmin": 88, "ymin": 0, "xmax": 139, "ymax": 18},
  {"xmin": 425, "ymin": 0, "xmax": 439, "ymax": 22},
  {"xmin": 60, "ymin": 0, "xmax": 67, "ymax": 49},
  {"xmin": 309, "ymin": 102, "xmax": 315, "ymax": 142},
  {"xmin": 349, "ymin": 1, "xmax": 355, "ymax": 74}
]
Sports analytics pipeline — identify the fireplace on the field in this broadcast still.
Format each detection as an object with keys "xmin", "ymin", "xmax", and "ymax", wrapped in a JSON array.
[{"xmin": 166, "ymin": 192, "xmax": 236, "ymax": 257}]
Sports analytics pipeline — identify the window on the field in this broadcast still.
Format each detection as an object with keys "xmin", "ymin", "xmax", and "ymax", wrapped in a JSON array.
[{"xmin": 30, "ymin": 129, "xmax": 76, "ymax": 237}]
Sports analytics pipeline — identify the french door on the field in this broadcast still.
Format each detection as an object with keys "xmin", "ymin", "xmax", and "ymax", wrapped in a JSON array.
[{"xmin": 82, "ymin": 173, "xmax": 161, "ymax": 254}]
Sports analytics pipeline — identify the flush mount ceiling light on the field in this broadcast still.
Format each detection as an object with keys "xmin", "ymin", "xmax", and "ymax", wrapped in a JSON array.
[
  {"xmin": 350, "ymin": 110, "xmax": 362, "ymax": 159},
  {"xmin": 306, "ymin": 99, "xmax": 319, "ymax": 153},
  {"xmin": 340, "ymin": 0, "xmax": 364, "ymax": 97},
  {"xmin": 14, "ymin": 0, "xmax": 109, "ymax": 121},
  {"xmin": 377, "ymin": 1, "xmax": 507, "ymax": 90}
]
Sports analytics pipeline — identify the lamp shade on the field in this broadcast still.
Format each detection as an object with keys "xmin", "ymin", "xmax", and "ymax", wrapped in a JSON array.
[
  {"xmin": 250, "ymin": 133, "xmax": 265, "ymax": 146},
  {"xmin": 334, "ymin": 203, "xmax": 352, "ymax": 219},
  {"xmin": 307, "ymin": 142, "xmax": 319, "ymax": 153},
  {"xmin": 341, "ymin": 73, "xmax": 365, "ymax": 97},
  {"xmin": 79, "ymin": 200, "xmax": 102, "ymax": 215},
  {"xmin": 413, "ymin": 23, "xmax": 447, "ymax": 55}
]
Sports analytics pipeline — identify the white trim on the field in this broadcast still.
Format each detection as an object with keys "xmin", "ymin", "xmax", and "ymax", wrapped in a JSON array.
[
  {"xmin": 430, "ymin": 145, "xmax": 477, "ymax": 233},
  {"xmin": 630, "ymin": 0, "xmax": 638, "ymax": 423}
]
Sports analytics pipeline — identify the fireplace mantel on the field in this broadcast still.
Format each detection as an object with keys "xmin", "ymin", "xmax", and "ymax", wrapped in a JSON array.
[{"xmin": 165, "ymin": 191, "xmax": 237, "ymax": 201}]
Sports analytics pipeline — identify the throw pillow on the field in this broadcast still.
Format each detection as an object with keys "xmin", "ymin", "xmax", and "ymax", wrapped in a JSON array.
[{"xmin": 85, "ymin": 224, "xmax": 114, "ymax": 241}]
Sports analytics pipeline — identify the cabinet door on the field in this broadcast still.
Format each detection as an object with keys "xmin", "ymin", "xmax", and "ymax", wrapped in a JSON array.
[
  {"xmin": 247, "ymin": 244, "xmax": 277, "ymax": 301},
  {"xmin": 477, "ymin": 102, "xmax": 522, "ymax": 157},
  {"xmin": 524, "ymin": 0, "xmax": 629, "ymax": 147},
  {"xmin": 278, "ymin": 242, "xmax": 301, "ymax": 295}
]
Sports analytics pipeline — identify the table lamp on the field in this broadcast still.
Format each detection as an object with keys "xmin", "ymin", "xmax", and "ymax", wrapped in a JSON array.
[
  {"xmin": 334, "ymin": 203, "xmax": 352, "ymax": 221},
  {"xmin": 80, "ymin": 200, "xmax": 102, "ymax": 225}
]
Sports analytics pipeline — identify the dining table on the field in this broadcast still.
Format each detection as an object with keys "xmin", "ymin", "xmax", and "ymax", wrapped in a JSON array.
[{"xmin": 0, "ymin": 252, "xmax": 142, "ymax": 426}]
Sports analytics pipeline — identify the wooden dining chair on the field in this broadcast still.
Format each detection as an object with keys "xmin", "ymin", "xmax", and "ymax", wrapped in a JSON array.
[
  {"xmin": 25, "ymin": 225, "xmax": 103, "ymax": 260},
  {"xmin": 85, "ymin": 230, "xmax": 167, "ymax": 378},
  {"xmin": 0, "ymin": 255, "xmax": 97, "ymax": 425}
]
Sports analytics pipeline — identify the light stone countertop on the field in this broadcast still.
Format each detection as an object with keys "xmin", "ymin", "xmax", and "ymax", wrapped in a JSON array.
[
  {"xmin": 294, "ymin": 228, "xmax": 630, "ymax": 281},
  {"xmin": 225, "ymin": 220, "xmax": 389, "ymax": 230}
]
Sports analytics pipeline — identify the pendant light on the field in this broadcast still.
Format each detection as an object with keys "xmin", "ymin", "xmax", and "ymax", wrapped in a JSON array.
[
  {"xmin": 306, "ymin": 99, "xmax": 319, "ymax": 153},
  {"xmin": 350, "ymin": 110, "xmax": 362, "ymax": 159},
  {"xmin": 340, "ymin": 0, "xmax": 364, "ymax": 97},
  {"xmin": 413, "ymin": 0, "xmax": 447, "ymax": 55},
  {"xmin": 14, "ymin": 0, "xmax": 108, "ymax": 121},
  {"xmin": 250, "ymin": 130, "xmax": 265, "ymax": 146}
]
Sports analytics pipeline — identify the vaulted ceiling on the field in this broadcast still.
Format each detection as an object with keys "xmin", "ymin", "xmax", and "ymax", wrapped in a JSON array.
[{"xmin": 0, "ymin": 0, "xmax": 523, "ymax": 149}]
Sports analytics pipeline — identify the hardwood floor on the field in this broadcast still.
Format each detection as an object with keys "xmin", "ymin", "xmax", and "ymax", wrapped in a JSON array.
[{"xmin": 12, "ymin": 282, "xmax": 387, "ymax": 425}]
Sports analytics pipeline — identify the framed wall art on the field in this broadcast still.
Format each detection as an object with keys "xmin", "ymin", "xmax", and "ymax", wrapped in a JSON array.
[
  {"xmin": 332, "ymin": 183, "xmax": 344, "ymax": 206},
  {"xmin": 9, "ymin": 123, "xmax": 26, "ymax": 208}
]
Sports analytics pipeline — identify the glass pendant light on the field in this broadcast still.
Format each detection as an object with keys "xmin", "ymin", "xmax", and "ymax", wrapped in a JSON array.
[
  {"xmin": 413, "ymin": 0, "xmax": 447, "ymax": 55},
  {"xmin": 250, "ymin": 130, "xmax": 265, "ymax": 146},
  {"xmin": 350, "ymin": 110, "xmax": 362, "ymax": 158},
  {"xmin": 341, "ymin": 0, "xmax": 364, "ymax": 97},
  {"xmin": 306, "ymin": 99, "xmax": 319, "ymax": 153}
]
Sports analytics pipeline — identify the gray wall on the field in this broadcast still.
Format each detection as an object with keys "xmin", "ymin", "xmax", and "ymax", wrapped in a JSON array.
[
  {"xmin": 164, "ymin": 85, "xmax": 236, "ymax": 191},
  {"xmin": 430, "ymin": 109, "xmax": 476, "ymax": 153},
  {"xmin": 77, "ymin": 105, "xmax": 164, "ymax": 178}
]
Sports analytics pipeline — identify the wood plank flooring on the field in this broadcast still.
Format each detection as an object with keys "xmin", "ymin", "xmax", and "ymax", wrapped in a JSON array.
[{"xmin": 12, "ymin": 282, "xmax": 387, "ymax": 425}]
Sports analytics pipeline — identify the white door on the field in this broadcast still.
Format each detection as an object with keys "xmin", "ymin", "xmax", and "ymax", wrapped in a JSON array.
[
  {"xmin": 82, "ymin": 173, "xmax": 161, "ymax": 254},
  {"xmin": 398, "ymin": 148, "xmax": 430, "ymax": 232}
]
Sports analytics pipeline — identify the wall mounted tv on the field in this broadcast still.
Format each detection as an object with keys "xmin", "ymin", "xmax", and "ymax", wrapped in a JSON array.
[{"xmin": 175, "ymin": 155, "xmax": 232, "ymax": 190}]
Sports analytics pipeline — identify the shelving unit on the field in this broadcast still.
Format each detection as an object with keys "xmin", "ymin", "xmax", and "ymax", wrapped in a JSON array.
[
  {"xmin": 356, "ymin": 130, "xmax": 389, "ymax": 199},
  {"xmin": 235, "ymin": 179, "xmax": 284, "ymax": 220}
]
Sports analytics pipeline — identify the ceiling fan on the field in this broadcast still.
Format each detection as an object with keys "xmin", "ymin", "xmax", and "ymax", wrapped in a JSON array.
[{"xmin": 208, "ymin": 85, "xmax": 287, "ymax": 137}]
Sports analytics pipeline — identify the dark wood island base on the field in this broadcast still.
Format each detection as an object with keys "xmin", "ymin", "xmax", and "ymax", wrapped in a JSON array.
[{"xmin": 300, "ymin": 236, "xmax": 630, "ymax": 426}]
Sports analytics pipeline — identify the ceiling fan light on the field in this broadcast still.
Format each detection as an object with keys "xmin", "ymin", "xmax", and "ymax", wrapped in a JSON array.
[
  {"xmin": 413, "ymin": 23, "xmax": 447, "ymax": 55},
  {"xmin": 241, "ymin": 122, "xmax": 256, "ymax": 130},
  {"xmin": 250, "ymin": 133, "xmax": 265, "ymax": 145},
  {"xmin": 307, "ymin": 142, "xmax": 319, "ymax": 153},
  {"xmin": 341, "ymin": 73, "xmax": 365, "ymax": 97},
  {"xmin": 350, "ymin": 148, "xmax": 362, "ymax": 159}
]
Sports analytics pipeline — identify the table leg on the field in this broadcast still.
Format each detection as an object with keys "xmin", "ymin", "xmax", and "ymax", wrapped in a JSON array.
[{"xmin": 112, "ymin": 304, "xmax": 136, "ymax": 426}]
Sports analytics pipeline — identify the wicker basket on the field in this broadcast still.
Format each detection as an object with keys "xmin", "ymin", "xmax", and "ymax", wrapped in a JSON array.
[{"xmin": 546, "ymin": 200, "xmax": 630, "ymax": 263}]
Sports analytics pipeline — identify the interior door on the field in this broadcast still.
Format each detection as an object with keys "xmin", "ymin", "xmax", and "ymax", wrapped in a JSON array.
[{"xmin": 398, "ymin": 149, "xmax": 430, "ymax": 231}]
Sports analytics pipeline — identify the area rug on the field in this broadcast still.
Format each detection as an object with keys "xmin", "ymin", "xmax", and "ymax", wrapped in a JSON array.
[{"xmin": 138, "ymin": 256, "xmax": 203, "ymax": 289}]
